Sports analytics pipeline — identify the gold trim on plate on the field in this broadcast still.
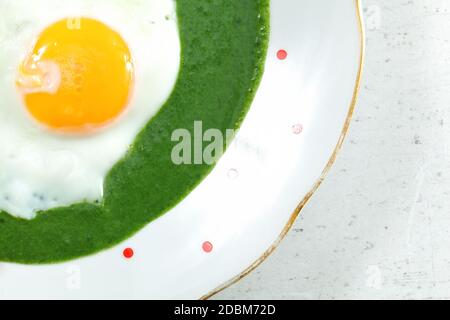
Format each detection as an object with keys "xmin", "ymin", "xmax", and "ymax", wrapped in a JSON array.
[{"xmin": 202, "ymin": 0, "xmax": 365, "ymax": 300}]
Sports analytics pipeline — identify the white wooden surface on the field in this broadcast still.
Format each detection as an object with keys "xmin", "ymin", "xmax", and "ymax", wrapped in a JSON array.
[{"xmin": 215, "ymin": 0, "xmax": 450, "ymax": 300}]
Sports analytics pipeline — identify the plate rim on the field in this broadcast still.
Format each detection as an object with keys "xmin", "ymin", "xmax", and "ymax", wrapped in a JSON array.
[{"xmin": 202, "ymin": 0, "xmax": 366, "ymax": 300}]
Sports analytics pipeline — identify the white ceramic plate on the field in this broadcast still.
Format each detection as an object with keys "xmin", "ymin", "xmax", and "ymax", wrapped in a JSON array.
[{"xmin": 0, "ymin": 0, "xmax": 364, "ymax": 299}]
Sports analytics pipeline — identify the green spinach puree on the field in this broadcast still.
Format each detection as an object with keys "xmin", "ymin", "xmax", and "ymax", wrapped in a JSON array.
[{"xmin": 0, "ymin": 0, "xmax": 270, "ymax": 263}]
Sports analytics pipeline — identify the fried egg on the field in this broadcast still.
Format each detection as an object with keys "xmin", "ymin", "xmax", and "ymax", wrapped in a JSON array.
[{"xmin": 0, "ymin": 0, "xmax": 180, "ymax": 219}]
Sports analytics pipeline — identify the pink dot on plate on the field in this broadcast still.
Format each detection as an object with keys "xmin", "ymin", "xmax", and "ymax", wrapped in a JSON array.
[
  {"xmin": 277, "ymin": 49, "xmax": 288, "ymax": 60},
  {"xmin": 202, "ymin": 241, "xmax": 213, "ymax": 253},
  {"xmin": 123, "ymin": 248, "xmax": 134, "ymax": 259},
  {"xmin": 292, "ymin": 123, "xmax": 303, "ymax": 134}
]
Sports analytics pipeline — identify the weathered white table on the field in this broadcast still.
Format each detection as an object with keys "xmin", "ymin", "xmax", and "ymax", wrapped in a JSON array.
[{"xmin": 215, "ymin": 0, "xmax": 450, "ymax": 300}]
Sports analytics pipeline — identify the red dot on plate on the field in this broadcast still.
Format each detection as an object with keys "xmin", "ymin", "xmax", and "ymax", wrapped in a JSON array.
[
  {"xmin": 277, "ymin": 49, "xmax": 288, "ymax": 60},
  {"xmin": 123, "ymin": 248, "xmax": 134, "ymax": 259},
  {"xmin": 202, "ymin": 241, "xmax": 213, "ymax": 253}
]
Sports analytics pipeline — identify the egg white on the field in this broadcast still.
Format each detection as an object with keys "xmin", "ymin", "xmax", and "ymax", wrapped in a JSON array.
[{"xmin": 0, "ymin": 0, "xmax": 181, "ymax": 219}]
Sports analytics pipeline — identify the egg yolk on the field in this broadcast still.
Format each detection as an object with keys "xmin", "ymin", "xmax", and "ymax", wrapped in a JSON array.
[{"xmin": 16, "ymin": 18, "xmax": 134, "ymax": 133}]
